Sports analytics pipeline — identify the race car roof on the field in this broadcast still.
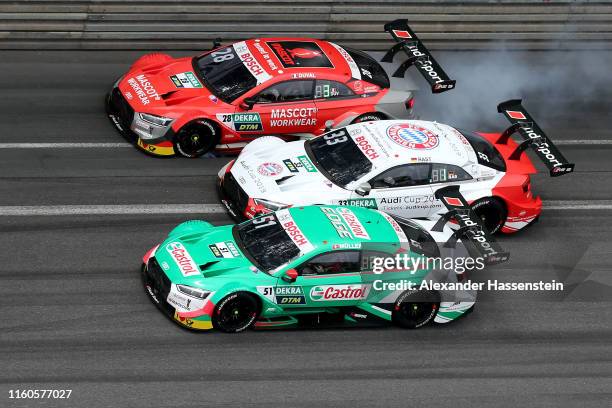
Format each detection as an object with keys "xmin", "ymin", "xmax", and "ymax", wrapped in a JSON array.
[
  {"xmin": 279, "ymin": 205, "xmax": 404, "ymax": 253},
  {"xmin": 346, "ymin": 120, "xmax": 479, "ymax": 170},
  {"xmin": 235, "ymin": 38, "xmax": 365, "ymax": 83}
]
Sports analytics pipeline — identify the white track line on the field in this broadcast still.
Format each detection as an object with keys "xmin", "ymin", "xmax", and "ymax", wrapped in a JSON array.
[
  {"xmin": 0, "ymin": 204, "xmax": 226, "ymax": 216},
  {"xmin": 0, "ymin": 201, "xmax": 610, "ymax": 216},
  {"xmin": 0, "ymin": 140, "xmax": 609, "ymax": 149},
  {"xmin": 556, "ymin": 140, "xmax": 612, "ymax": 145},
  {"xmin": 545, "ymin": 201, "xmax": 612, "ymax": 210}
]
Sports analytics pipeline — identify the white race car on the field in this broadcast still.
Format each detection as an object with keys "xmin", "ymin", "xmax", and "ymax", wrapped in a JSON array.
[{"xmin": 218, "ymin": 100, "xmax": 573, "ymax": 234}]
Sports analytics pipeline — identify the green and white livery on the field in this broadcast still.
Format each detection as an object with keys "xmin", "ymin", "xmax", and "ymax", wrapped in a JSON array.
[{"xmin": 142, "ymin": 202, "xmax": 506, "ymax": 333}]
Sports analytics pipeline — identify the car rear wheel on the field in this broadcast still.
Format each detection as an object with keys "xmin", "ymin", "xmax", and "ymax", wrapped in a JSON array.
[
  {"xmin": 470, "ymin": 197, "xmax": 507, "ymax": 234},
  {"xmin": 174, "ymin": 119, "xmax": 219, "ymax": 158},
  {"xmin": 392, "ymin": 289, "xmax": 439, "ymax": 329},
  {"xmin": 351, "ymin": 112, "xmax": 385, "ymax": 124},
  {"xmin": 212, "ymin": 292, "xmax": 259, "ymax": 333}
]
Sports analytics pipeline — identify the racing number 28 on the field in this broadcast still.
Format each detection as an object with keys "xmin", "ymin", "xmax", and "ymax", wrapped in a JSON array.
[{"xmin": 211, "ymin": 48, "xmax": 234, "ymax": 63}]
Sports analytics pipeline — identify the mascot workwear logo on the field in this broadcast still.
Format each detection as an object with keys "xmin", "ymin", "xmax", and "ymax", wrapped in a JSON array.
[
  {"xmin": 166, "ymin": 242, "xmax": 200, "ymax": 277},
  {"xmin": 310, "ymin": 285, "xmax": 370, "ymax": 301},
  {"xmin": 127, "ymin": 74, "xmax": 160, "ymax": 105}
]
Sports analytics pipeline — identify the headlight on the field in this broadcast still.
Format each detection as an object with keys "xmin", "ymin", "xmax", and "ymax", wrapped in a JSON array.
[
  {"xmin": 139, "ymin": 113, "xmax": 173, "ymax": 127},
  {"xmin": 176, "ymin": 285, "xmax": 210, "ymax": 299},
  {"xmin": 253, "ymin": 198, "xmax": 288, "ymax": 211}
]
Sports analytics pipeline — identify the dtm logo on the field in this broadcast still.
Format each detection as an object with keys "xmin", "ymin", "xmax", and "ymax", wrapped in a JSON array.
[
  {"xmin": 257, "ymin": 162, "xmax": 283, "ymax": 177},
  {"xmin": 310, "ymin": 285, "xmax": 370, "ymax": 301},
  {"xmin": 387, "ymin": 124, "xmax": 439, "ymax": 149}
]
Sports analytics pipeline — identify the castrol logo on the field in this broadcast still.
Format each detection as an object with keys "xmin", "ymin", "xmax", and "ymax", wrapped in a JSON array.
[
  {"xmin": 166, "ymin": 242, "xmax": 200, "ymax": 277},
  {"xmin": 310, "ymin": 285, "xmax": 370, "ymax": 301}
]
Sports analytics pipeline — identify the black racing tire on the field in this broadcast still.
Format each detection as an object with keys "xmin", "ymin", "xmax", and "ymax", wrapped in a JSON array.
[
  {"xmin": 173, "ymin": 119, "xmax": 220, "ymax": 158},
  {"xmin": 470, "ymin": 197, "xmax": 507, "ymax": 235},
  {"xmin": 392, "ymin": 289, "xmax": 440, "ymax": 329},
  {"xmin": 212, "ymin": 292, "xmax": 260, "ymax": 333},
  {"xmin": 351, "ymin": 112, "xmax": 386, "ymax": 124}
]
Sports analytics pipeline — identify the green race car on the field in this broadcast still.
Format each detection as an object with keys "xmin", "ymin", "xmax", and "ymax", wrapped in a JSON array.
[{"xmin": 142, "ymin": 189, "xmax": 507, "ymax": 332}]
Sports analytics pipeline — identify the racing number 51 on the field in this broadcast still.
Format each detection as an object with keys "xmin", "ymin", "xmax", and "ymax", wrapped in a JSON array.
[{"xmin": 252, "ymin": 215, "xmax": 276, "ymax": 229}]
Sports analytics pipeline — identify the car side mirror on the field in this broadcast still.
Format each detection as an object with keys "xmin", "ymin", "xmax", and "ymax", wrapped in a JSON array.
[
  {"xmin": 240, "ymin": 97, "xmax": 257, "ymax": 111},
  {"xmin": 354, "ymin": 182, "xmax": 372, "ymax": 196},
  {"xmin": 282, "ymin": 268, "xmax": 298, "ymax": 283}
]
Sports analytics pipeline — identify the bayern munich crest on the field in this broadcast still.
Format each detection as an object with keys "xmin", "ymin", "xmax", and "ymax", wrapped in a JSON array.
[
  {"xmin": 257, "ymin": 162, "xmax": 284, "ymax": 177},
  {"xmin": 386, "ymin": 124, "xmax": 439, "ymax": 150}
]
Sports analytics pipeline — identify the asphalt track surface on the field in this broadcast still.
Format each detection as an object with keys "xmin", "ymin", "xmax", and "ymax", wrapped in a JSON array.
[{"xmin": 1, "ymin": 51, "xmax": 611, "ymax": 408}]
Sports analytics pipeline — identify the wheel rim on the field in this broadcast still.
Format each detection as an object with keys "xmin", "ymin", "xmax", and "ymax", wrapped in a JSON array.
[
  {"xmin": 474, "ymin": 205, "xmax": 501, "ymax": 233},
  {"xmin": 177, "ymin": 128, "xmax": 207, "ymax": 156},
  {"xmin": 217, "ymin": 297, "xmax": 256, "ymax": 331},
  {"xmin": 399, "ymin": 302, "xmax": 435, "ymax": 325}
]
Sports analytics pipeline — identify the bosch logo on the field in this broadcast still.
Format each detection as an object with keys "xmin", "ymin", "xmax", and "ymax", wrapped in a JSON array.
[
  {"xmin": 257, "ymin": 162, "xmax": 283, "ymax": 177},
  {"xmin": 238, "ymin": 51, "xmax": 265, "ymax": 77},
  {"xmin": 281, "ymin": 220, "xmax": 308, "ymax": 247},
  {"xmin": 387, "ymin": 124, "xmax": 439, "ymax": 150},
  {"xmin": 354, "ymin": 135, "xmax": 380, "ymax": 160}
]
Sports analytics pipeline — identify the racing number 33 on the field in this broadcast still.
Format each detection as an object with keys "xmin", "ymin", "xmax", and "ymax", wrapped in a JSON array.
[{"xmin": 325, "ymin": 130, "xmax": 348, "ymax": 145}]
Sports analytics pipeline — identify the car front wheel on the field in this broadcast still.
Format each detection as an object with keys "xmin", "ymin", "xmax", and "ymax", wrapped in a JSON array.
[
  {"xmin": 173, "ymin": 119, "xmax": 219, "ymax": 158},
  {"xmin": 212, "ymin": 292, "xmax": 259, "ymax": 333}
]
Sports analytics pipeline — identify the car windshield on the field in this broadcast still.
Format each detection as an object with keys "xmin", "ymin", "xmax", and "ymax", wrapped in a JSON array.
[
  {"xmin": 344, "ymin": 47, "xmax": 390, "ymax": 89},
  {"xmin": 233, "ymin": 214, "xmax": 301, "ymax": 273},
  {"xmin": 193, "ymin": 46, "xmax": 258, "ymax": 102},
  {"xmin": 460, "ymin": 130, "xmax": 506, "ymax": 172},
  {"xmin": 305, "ymin": 128, "xmax": 373, "ymax": 188}
]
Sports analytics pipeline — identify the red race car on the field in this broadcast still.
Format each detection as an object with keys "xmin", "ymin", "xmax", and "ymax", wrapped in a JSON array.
[{"xmin": 106, "ymin": 20, "xmax": 454, "ymax": 157}]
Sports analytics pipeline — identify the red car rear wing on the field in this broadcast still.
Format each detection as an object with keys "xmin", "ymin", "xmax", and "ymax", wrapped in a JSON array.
[
  {"xmin": 433, "ymin": 186, "xmax": 510, "ymax": 265},
  {"xmin": 382, "ymin": 19, "xmax": 455, "ymax": 94},
  {"xmin": 496, "ymin": 99, "xmax": 575, "ymax": 177}
]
